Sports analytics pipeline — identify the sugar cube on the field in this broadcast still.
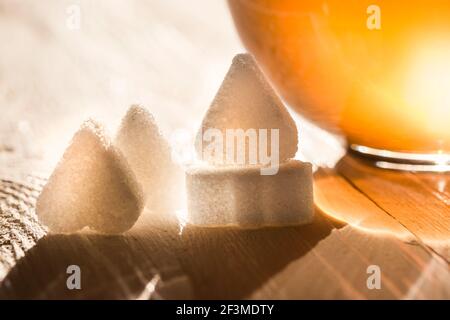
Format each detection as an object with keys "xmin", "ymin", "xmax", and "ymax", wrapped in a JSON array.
[
  {"xmin": 195, "ymin": 53, "xmax": 298, "ymax": 166},
  {"xmin": 36, "ymin": 119, "xmax": 144, "ymax": 234},
  {"xmin": 115, "ymin": 105, "xmax": 184, "ymax": 215},
  {"xmin": 186, "ymin": 160, "xmax": 314, "ymax": 227}
]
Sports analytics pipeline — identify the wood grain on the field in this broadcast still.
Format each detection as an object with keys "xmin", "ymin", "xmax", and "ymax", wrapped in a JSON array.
[
  {"xmin": 337, "ymin": 156, "xmax": 450, "ymax": 261},
  {"xmin": 0, "ymin": 159, "xmax": 449, "ymax": 299},
  {"xmin": 314, "ymin": 168, "xmax": 412, "ymax": 240}
]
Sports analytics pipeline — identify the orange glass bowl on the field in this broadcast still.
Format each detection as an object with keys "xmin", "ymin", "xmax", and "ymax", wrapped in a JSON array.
[{"xmin": 228, "ymin": 0, "xmax": 450, "ymax": 170}]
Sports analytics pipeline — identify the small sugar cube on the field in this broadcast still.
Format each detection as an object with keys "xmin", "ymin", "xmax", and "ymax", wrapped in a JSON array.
[
  {"xmin": 195, "ymin": 53, "xmax": 298, "ymax": 166},
  {"xmin": 115, "ymin": 105, "xmax": 184, "ymax": 215},
  {"xmin": 186, "ymin": 160, "xmax": 314, "ymax": 227},
  {"xmin": 36, "ymin": 119, "xmax": 144, "ymax": 234}
]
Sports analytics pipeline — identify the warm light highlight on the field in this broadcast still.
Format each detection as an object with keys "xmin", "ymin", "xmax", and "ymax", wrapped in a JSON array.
[{"xmin": 229, "ymin": 0, "xmax": 450, "ymax": 154}]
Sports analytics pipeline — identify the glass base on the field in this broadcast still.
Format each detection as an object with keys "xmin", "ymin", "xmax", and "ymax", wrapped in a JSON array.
[{"xmin": 349, "ymin": 145, "xmax": 450, "ymax": 173}]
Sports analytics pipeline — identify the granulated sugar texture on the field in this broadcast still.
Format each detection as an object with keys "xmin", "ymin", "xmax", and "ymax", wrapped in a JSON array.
[
  {"xmin": 187, "ymin": 53, "xmax": 314, "ymax": 227},
  {"xmin": 36, "ymin": 119, "xmax": 144, "ymax": 234},
  {"xmin": 37, "ymin": 53, "xmax": 312, "ymax": 232},
  {"xmin": 195, "ymin": 53, "xmax": 298, "ymax": 166},
  {"xmin": 186, "ymin": 160, "xmax": 313, "ymax": 227},
  {"xmin": 115, "ymin": 105, "xmax": 184, "ymax": 215}
]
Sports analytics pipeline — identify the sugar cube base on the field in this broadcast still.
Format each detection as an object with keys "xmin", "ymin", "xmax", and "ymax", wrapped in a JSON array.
[{"xmin": 186, "ymin": 160, "xmax": 314, "ymax": 227}]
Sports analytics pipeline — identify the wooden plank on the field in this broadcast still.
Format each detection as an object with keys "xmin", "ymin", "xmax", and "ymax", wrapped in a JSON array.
[
  {"xmin": 173, "ymin": 212, "xmax": 339, "ymax": 299},
  {"xmin": 314, "ymin": 168, "xmax": 412, "ymax": 240},
  {"xmin": 1, "ymin": 172, "xmax": 449, "ymax": 299},
  {"xmin": 337, "ymin": 156, "xmax": 450, "ymax": 261},
  {"xmin": 0, "ymin": 177, "xmax": 46, "ymax": 282},
  {"xmin": 250, "ymin": 224, "xmax": 450, "ymax": 299},
  {"xmin": 0, "ymin": 202, "xmax": 336, "ymax": 299},
  {"xmin": 413, "ymin": 173, "xmax": 450, "ymax": 206},
  {"xmin": 0, "ymin": 215, "xmax": 191, "ymax": 299}
]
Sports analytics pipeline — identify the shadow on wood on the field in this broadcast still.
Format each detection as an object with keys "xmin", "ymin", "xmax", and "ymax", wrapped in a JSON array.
[{"xmin": 0, "ymin": 210, "xmax": 340, "ymax": 299}]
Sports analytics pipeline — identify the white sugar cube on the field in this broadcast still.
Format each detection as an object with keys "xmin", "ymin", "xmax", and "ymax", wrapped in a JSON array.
[
  {"xmin": 195, "ymin": 53, "xmax": 298, "ymax": 166},
  {"xmin": 36, "ymin": 120, "xmax": 144, "ymax": 234},
  {"xmin": 186, "ymin": 160, "xmax": 314, "ymax": 227},
  {"xmin": 115, "ymin": 105, "xmax": 184, "ymax": 215}
]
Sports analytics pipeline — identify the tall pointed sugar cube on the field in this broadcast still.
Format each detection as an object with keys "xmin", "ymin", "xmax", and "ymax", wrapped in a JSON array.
[
  {"xmin": 115, "ymin": 105, "xmax": 184, "ymax": 215},
  {"xmin": 36, "ymin": 120, "xmax": 144, "ymax": 234},
  {"xmin": 195, "ymin": 53, "xmax": 298, "ymax": 166}
]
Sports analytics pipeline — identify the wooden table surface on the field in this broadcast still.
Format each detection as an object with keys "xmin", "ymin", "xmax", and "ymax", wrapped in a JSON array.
[
  {"xmin": 0, "ymin": 152, "xmax": 449, "ymax": 300},
  {"xmin": 0, "ymin": 0, "xmax": 449, "ymax": 300}
]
